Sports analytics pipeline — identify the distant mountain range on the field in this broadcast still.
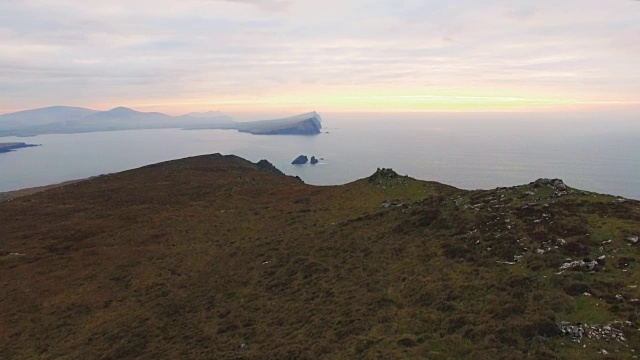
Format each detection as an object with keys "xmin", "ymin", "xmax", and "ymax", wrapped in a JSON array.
[{"xmin": 0, "ymin": 106, "xmax": 322, "ymax": 136}]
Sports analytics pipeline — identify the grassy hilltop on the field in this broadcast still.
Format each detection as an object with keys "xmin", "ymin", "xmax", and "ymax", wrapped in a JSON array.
[{"xmin": 1, "ymin": 154, "xmax": 639, "ymax": 359}]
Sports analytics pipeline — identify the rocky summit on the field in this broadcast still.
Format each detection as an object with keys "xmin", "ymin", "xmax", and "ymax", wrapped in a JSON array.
[{"xmin": 1, "ymin": 154, "xmax": 640, "ymax": 359}]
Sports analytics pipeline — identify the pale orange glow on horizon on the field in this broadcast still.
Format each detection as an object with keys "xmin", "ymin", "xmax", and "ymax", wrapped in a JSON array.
[
  {"xmin": 114, "ymin": 91, "xmax": 639, "ymax": 117},
  {"xmin": 1, "ymin": 1, "xmax": 638, "ymax": 117}
]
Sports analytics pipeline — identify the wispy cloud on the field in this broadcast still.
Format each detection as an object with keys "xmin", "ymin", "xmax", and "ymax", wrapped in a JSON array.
[
  {"xmin": 0, "ymin": 0, "xmax": 638, "ymax": 113},
  {"xmin": 216, "ymin": 0, "xmax": 292, "ymax": 11}
]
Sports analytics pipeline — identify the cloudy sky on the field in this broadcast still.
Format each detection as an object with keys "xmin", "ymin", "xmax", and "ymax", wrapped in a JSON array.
[{"xmin": 1, "ymin": 0, "xmax": 639, "ymax": 114}]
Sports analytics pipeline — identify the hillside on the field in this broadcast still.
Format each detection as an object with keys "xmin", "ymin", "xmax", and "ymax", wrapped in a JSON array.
[
  {"xmin": 1, "ymin": 155, "xmax": 639, "ymax": 359},
  {"xmin": 0, "ymin": 106, "xmax": 96, "ymax": 131}
]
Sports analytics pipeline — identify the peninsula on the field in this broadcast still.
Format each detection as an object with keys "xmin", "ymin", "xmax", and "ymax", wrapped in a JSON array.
[
  {"xmin": 235, "ymin": 112, "xmax": 323, "ymax": 135},
  {"xmin": 0, "ymin": 142, "xmax": 39, "ymax": 154}
]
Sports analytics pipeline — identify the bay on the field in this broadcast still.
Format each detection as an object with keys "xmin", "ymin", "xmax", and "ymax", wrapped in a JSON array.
[{"xmin": 1, "ymin": 113, "xmax": 639, "ymax": 199}]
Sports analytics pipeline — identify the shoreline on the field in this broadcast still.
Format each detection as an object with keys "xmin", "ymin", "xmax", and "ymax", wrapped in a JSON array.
[{"xmin": 0, "ymin": 142, "xmax": 40, "ymax": 154}]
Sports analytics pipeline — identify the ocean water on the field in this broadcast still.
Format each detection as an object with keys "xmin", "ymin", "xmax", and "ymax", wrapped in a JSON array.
[{"xmin": 1, "ymin": 113, "xmax": 639, "ymax": 199}]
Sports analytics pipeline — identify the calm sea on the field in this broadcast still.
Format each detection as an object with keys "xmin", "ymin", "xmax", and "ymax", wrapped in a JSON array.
[{"xmin": 1, "ymin": 113, "xmax": 639, "ymax": 199}]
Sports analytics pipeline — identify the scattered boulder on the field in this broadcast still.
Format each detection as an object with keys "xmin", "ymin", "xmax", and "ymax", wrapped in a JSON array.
[
  {"xmin": 310, "ymin": 156, "xmax": 319, "ymax": 165},
  {"xmin": 0, "ymin": 252, "xmax": 26, "ymax": 259},
  {"xmin": 291, "ymin": 155, "xmax": 308, "ymax": 165},
  {"xmin": 559, "ymin": 322, "xmax": 627, "ymax": 344},
  {"xmin": 558, "ymin": 259, "xmax": 599, "ymax": 272},
  {"xmin": 381, "ymin": 199, "xmax": 402, "ymax": 208},
  {"xmin": 626, "ymin": 236, "xmax": 639, "ymax": 245}
]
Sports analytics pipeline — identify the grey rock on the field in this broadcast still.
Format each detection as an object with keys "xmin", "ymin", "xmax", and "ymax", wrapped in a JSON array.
[
  {"xmin": 531, "ymin": 178, "xmax": 570, "ymax": 195},
  {"xmin": 559, "ymin": 259, "xmax": 599, "ymax": 271},
  {"xmin": 291, "ymin": 155, "xmax": 309, "ymax": 165}
]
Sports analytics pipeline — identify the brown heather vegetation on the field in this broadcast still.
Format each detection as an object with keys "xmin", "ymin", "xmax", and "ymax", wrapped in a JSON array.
[{"xmin": 1, "ymin": 154, "xmax": 639, "ymax": 359}]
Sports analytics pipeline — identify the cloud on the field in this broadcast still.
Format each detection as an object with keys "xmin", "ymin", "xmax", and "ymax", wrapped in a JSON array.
[
  {"xmin": 0, "ymin": 0, "xmax": 638, "ymax": 113},
  {"xmin": 505, "ymin": 6, "xmax": 536, "ymax": 20},
  {"xmin": 216, "ymin": 0, "xmax": 292, "ymax": 11}
]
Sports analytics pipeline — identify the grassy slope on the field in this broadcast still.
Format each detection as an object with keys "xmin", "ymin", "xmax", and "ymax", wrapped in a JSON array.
[{"xmin": 1, "ymin": 154, "xmax": 639, "ymax": 359}]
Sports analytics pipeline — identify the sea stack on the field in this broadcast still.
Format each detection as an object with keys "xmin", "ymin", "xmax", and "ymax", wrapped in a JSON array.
[{"xmin": 291, "ymin": 155, "xmax": 309, "ymax": 165}]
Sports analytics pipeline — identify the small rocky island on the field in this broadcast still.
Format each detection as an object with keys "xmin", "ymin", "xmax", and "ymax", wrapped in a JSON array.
[
  {"xmin": 291, "ymin": 155, "xmax": 308, "ymax": 165},
  {"xmin": 291, "ymin": 155, "xmax": 320, "ymax": 165},
  {"xmin": 0, "ymin": 142, "xmax": 40, "ymax": 154}
]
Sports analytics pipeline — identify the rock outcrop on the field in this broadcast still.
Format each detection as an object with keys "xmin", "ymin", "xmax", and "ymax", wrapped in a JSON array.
[
  {"xmin": 531, "ymin": 178, "xmax": 567, "ymax": 190},
  {"xmin": 368, "ymin": 168, "xmax": 400, "ymax": 182},
  {"xmin": 255, "ymin": 159, "xmax": 284, "ymax": 176},
  {"xmin": 291, "ymin": 155, "xmax": 309, "ymax": 165}
]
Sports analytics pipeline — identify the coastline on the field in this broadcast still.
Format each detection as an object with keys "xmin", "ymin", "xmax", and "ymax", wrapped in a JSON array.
[{"xmin": 0, "ymin": 142, "xmax": 40, "ymax": 154}]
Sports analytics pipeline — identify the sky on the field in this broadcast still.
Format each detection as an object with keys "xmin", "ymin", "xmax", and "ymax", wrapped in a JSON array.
[{"xmin": 1, "ymin": 0, "xmax": 639, "ymax": 115}]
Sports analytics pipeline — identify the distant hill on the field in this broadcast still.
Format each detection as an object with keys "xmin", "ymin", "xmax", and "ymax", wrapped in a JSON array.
[
  {"xmin": 0, "ymin": 107, "xmax": 322, "ymax": 136},
  {"xmin": 0, "ymin": 106, "xmax": 96, "ymax": 130},
  {"xmin": 1, "ymin": 154, "xmax": 639, "ymax": 358},
  {"xmin": 0, "ymin": 106, "xmax": 236, "ymax": 136}
]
